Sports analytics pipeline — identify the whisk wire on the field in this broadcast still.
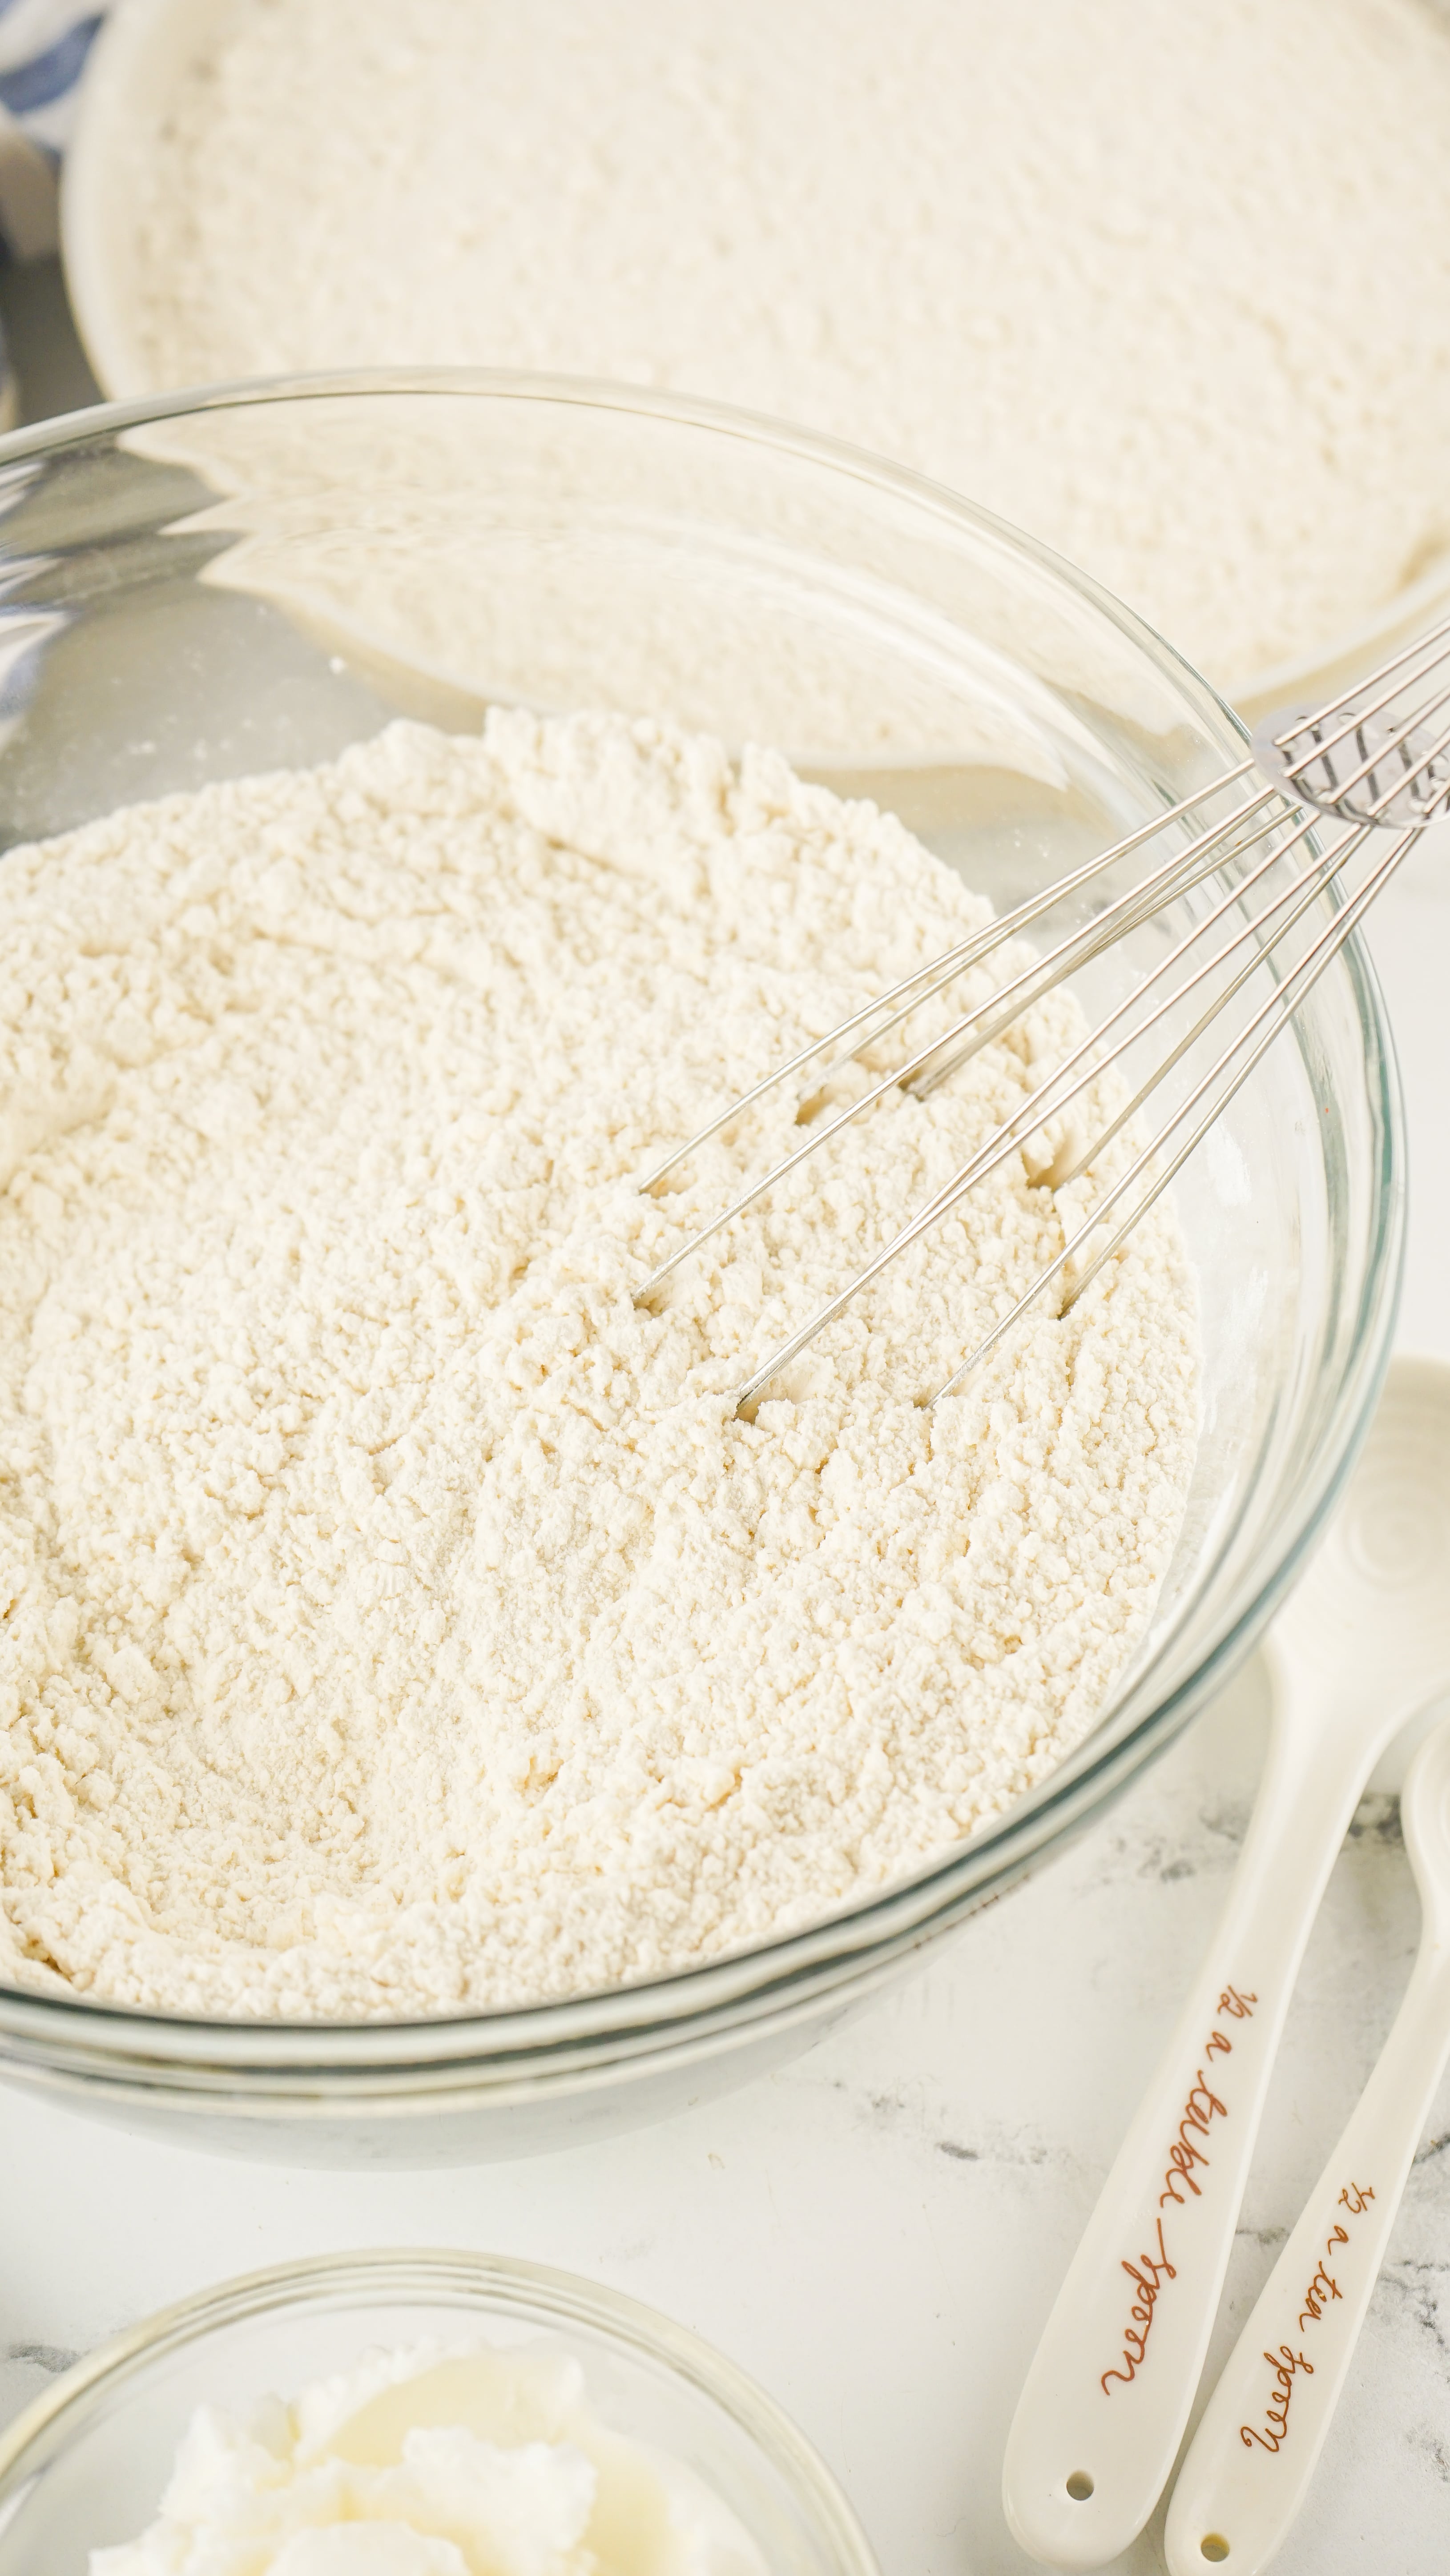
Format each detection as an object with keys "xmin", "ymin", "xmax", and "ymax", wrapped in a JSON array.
[
  {"xmin": 633, "ymin": 621, "xmax": 1446, "ymax": 1411},
  {"xmin": 1046, "ymin": 816, "xmax": 1369, "ymax": 1190},
  {"xmin": 638, "ymin": 758, "xmax": 1257, "ymax": 1196},
  {"xmin": 1262, "ymin": 618, "xmax": 1450, "ymax": 829},
  {"xmin": 731, "ymin": 812, "xmax": 1372, "ymax": 1416},
  {"xmin": 930, "ymin": 820, "xmax": 1418, "ymax": 1401},
  {"xmin": 648, "ymin": 784, "xmax": 1295, "ymax": 1317},
  {"xmin": 1273, "ymin": 612, "xmax": 1450, "ymax": 769},
  {"xmin": 1374, "ymin": 708, "xmax": 1450, "ymax": 804},
  {"xmin": 639, "ymin": 783, "xmax": 1280, "ymax": 1299}
]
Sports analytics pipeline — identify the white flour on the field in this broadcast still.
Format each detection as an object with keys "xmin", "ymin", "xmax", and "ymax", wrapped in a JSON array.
[
  {"xmin": 0, "ymin": 715, "xmax": 1197, "ymax": 2019},
  {"xmin": 119, "ymin": 0, "xmax": 1450, "ymax": 685}
]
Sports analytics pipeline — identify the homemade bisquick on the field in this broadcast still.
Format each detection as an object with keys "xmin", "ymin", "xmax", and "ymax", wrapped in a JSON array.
[{"xmin": 0, "ymin": 715, "xmax": 1197, "ymax": 2017}]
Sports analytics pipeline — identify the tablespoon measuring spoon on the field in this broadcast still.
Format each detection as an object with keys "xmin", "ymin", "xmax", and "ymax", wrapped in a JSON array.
[
  {"xmin": 1002, "ymin": 1352, "xmax": 1450, "ymax": 2569},
  {"xmin": 1164, "ymin": 1704, "xmax": 1450, "ymax": 2572}
]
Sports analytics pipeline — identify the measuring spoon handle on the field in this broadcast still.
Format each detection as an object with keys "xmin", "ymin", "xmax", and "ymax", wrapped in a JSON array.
[
  {"xmin": 1164, "ymin": 1939, "xmax": 1450, "ymax": 2576},
  {"xmin": 1002, "ymin": 1680, "xmax": 1392, "ymax": 2571}
]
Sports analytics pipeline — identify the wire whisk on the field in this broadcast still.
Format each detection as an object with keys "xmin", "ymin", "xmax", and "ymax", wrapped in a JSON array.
[{"xmin": 636, "ymin": 615, "xmax": 1450, "ymax": 1413}]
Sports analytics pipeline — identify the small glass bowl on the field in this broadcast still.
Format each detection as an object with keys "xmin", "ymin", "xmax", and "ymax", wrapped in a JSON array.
[{"xmin": 0, "ymin": 2248, "xmax": 879, "ymax": 2574}]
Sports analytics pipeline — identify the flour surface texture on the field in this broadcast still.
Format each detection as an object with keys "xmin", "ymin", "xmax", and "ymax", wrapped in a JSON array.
[
  {"xmin": 118, "ymin": 0, "xmax": 1450, "ymax": 685},
  {"xmin": 0, "ymin": 718, "xmax": 1197, "ymax": 2018}
]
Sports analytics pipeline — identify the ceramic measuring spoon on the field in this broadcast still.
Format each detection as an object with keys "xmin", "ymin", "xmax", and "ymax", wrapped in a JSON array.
[
  {"xmin": 1002, "ymin": 1352, "xmax": 1450, "ymax": 2569},
  {"xmin": 1164, "ymin": 1708, "xmax": 1450, "ymax": 2574}
]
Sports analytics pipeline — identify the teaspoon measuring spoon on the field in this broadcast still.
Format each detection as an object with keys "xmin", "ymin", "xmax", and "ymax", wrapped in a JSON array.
[
  {"xmin": 1002, "ymin": 1352, "xmax": 1450, "ymax": 2568},
  {"xmin": 1164, "ymin": 1707, "xmax": 1450, "ymax": 2572}
]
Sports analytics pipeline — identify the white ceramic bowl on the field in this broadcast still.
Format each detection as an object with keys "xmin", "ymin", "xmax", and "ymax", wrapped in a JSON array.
[{"xmin": 60, "ymin": 0, "xmax": 1450, "ymax": 718}]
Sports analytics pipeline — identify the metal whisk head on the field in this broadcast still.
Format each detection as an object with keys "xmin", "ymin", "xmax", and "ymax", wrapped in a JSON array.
[
  {"xmin": 636, "ymin": 621, "xmax": 1447, "ymax": 1413},
  {"xmin": 1251, "ymin": 613, "xmax": 1450, "ymax": 831}
]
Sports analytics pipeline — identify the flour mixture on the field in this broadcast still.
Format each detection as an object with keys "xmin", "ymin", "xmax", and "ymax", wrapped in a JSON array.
[
  {"xmin": 0, "ymin": 715, "xmax": 1197, "ymax": 2017},
  {"xmin": 112, "ymin": 0, "xmax": 1450, "ymax": 684}
]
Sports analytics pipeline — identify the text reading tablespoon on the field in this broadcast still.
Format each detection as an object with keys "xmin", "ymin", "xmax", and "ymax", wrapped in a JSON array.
[
  {"xmin": 1165, "ymin": 1709, "xmax": 1450, "ymax": 2575},
  {"xmin": 1002, "ymin": 1352, "xmax": 1450, "ymax": 2570}
]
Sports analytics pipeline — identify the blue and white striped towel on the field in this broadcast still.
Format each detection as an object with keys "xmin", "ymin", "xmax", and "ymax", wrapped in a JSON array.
[{"xmin": 0, "ymin": 0, "xmax": 109, "ymax": 417}]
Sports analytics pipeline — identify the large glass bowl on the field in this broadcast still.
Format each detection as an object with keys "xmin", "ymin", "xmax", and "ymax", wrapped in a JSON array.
[
  {"xmin": 0, "ymin": 375, "xmax": 1404, "ymax": 2164},
  {"xmin": 0, "ymin": 2248, "xmax": 879, "ymax": 2574}
]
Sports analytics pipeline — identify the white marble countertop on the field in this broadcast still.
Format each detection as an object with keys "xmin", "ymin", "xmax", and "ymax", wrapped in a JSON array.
[{"xmin": 0, "ymin": 272, "xmax": 1447, "ymax": 2574}]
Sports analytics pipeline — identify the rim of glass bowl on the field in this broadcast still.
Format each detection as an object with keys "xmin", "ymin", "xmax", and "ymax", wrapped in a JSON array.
[
  {"xmin": 0, "ymin": 2246, "xmax": 881, "ymax": 2573},
  {"xmin": 0, "ymin": 370, "xmax": 1406, "ymax": 2068}
]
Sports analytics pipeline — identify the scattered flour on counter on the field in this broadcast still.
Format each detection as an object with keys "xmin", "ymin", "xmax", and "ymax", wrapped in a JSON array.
[
  {"xmin": 116, "ymin": 0, "xmax": 1450, "ymax": 684},
  {"xmin": 0, "ymin": 714, "xmax": 1198, "ymax": 2019}
]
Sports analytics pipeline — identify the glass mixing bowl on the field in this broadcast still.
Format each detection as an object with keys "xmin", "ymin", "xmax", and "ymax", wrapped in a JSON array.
[
  {"xmin": 0, "ymin": 2248, "xmax": 879, "ymax": 2574},
  {"xmin": 0, "ymin": 375, "xmax": 1404, "ymax": 2163}
]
